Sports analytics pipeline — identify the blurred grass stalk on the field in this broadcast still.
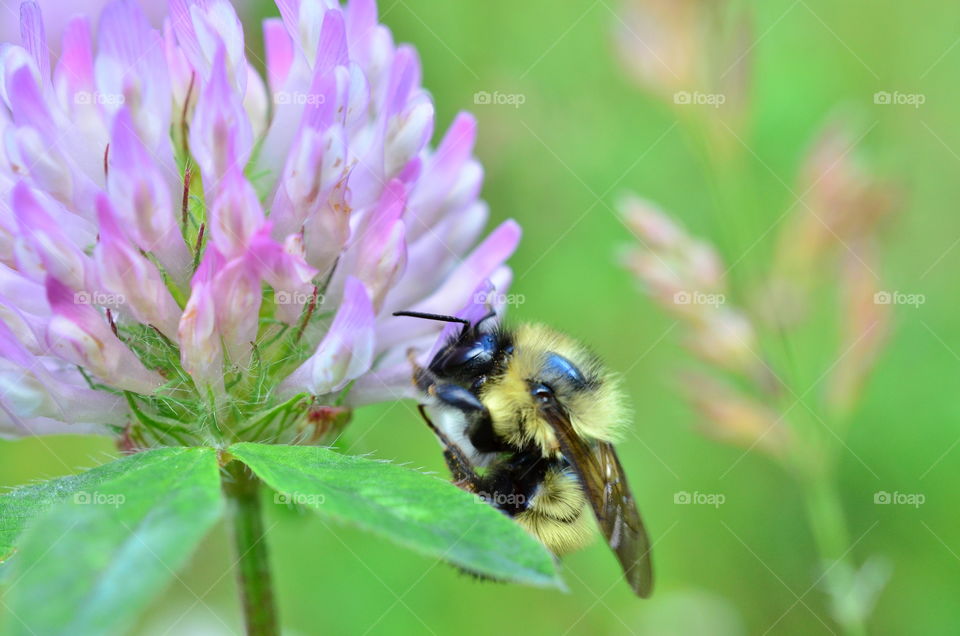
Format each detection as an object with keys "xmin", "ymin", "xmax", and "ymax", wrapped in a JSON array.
[{"xmin": 614, "ymin": 1, "xmax": 898, "ymax": 633}]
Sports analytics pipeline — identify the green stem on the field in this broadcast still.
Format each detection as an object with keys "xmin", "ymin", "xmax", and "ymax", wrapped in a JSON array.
[
  {"xmin": 224, "ymin": 462, "xmax": 280, "ymax": 636},
  {"xmin": 800, "ymin": 456, "xmax": 867, "ymax": 636}
]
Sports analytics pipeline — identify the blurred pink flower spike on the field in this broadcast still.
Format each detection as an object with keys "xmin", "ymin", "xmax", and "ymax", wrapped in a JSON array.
[
  {"xmin": 776, "ymin": 119, "xmax": 899, "ymax": 281},
  {"xmin": 618, "ymin": 194, "xmax": 769, "ymax": 381},
  {"xmin": 613, "ymin": 0, "xmax": 754, "ymax": 122},
  {"xmin": 826, "ymin": 247, "xmax": 892, "ymax": 419},
  {"xmin": 682, "ymin": 372, "xmax": 791, "ymax": 459}
]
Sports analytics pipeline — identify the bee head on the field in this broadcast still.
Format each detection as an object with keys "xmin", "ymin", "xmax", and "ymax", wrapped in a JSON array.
[
  {"xmin": 393, "ymin": 310, "xmax": 512, "ymax": 388},
  {"xmin": 485, "ymin": 324, "xmax": 628, "ymax": 453}
]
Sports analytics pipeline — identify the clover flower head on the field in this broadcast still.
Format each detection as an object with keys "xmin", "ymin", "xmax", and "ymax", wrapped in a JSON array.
[{"xmin": 0, "ymin": 0, "xmax": 520, "ymax": 443}]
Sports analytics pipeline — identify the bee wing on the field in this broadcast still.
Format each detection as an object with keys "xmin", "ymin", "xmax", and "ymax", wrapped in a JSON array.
[{"xmin": 540, "ymin": 403, "xmax": 654, "ymax": 598}]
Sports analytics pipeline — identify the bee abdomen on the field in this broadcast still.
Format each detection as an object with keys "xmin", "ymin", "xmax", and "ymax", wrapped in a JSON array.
[
  {"xmin": 516, "ymin": 507, "xmax": 593, "ymax": 557},
  {"xmin": 516, "ymin": 467, "xmax": 594, "ymax": 556}
]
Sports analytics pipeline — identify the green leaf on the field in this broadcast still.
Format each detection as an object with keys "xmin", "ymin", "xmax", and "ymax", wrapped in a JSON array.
[
  {"xmin": 0, "ymin": 449, "xmax": 182, "ymax": 560},
  {"xmin": 5, "ymin": 447, "xmax": 223, "ymax": 636},
  {"xmin": 229, "ymin": 442, "xmax": 561, "ymax": 588}
]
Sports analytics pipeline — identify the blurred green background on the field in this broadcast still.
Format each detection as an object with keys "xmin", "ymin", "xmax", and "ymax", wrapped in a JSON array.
[{"xmin": 3, "ymin": 0, "xmax": 960, "ymax": 633}]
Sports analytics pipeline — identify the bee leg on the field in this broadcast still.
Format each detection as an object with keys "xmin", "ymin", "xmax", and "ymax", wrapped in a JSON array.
[
  {"xmin": 415, "ymin": 404, "xmax": 481, "ymax": 492},
  {"xmin": 406, "ymin": 348, "xmax": 436, "ymax": 394},
  {"xmin": 430, "ymin": 383, "xmax": 506, "ymax": 454},
  {"xmin": 433, "ymin": 383, "xmax": 486, "ymax": 413}
]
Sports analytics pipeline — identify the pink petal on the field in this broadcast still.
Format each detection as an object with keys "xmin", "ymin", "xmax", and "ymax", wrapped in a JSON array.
[
  {"xmin": 19, "ymin": 1, "xmax": 49, "ymax": 86},
  {"xmin": 95, "ymin": 0, "xmax": 171, "ymax": 148},
  {"xmin": 301, "ymin": 178, "xmax": 351, "ymax": 276},
  {"xmin": 353, "ymin": 180, "xmax": 407, "ymax": 311},
  {"xmin": 384, "ymin": 45, "xmax": 420, "ymax": 117},
  {"xmin": 264, "ymin": 18, "xmax": 293, "ymax": 94},
  {"xmin": 315, "ymin": 9, "xmax": 349, "ymax": 76},
  {"xmin": 54, "ymin": 16, "xmax": 95, "ymax": 104},
  {"xmin": 168, "ymin": 0, "xmax": 200, "ymax": 70},
  {"xmin": 178, "ymin": 248, "xmax": 223, "ymax": 388},
  {"xmin": 345, "ymin": 359, "xmax": 422, "ymax": 406},
  {"xmin": 208, "ymin": 166, "xmax": 265, "ymax": 258},
  {"xmin": 0, "ymin": 320, "xmax": 127, "ymax": 428},
  {"xmin": 7, "ymin": 126, "xmax": 74, "ymax": 206},
  {"xmin": 98, "ymin": 0, "xmax": 152, "ymax": 66},
  {"xmin": 171, "ymin": 0, "xmax": 246, "ymax": 87},
  {"xmin": 346, "ymin": 120, "xmax": 385, "ymax": 209},
  {"xmin": 0, "ymin": 262, "xmax": 47, "ymax": 317},
  {"xmin": 414, "ymin": 219, "xmax": 520, "ymax": 311},
  {"xmin": 283, "ymin": 276, "xmax": 375, "ymax": 395},
  {"xmin": 248, "ymin": 226, "xmax": 318, "ymax": 324},
  {"xmin": 107, "ymin": 108, "xmax": 189, "ymax": 283},
  {"xmin": 12, "ymin": 182, "xmax": 91, "ymax": 289},
  {"xmin": 378, "ymin": 219, "xmax": 521, "ymax": 350},
  {"xmin": 211, "ymin": 254, "xmax": 262, "ymax": 365},
  {"xmin": 299, "ymin": 65, "xmax": 342, "ymax": 131},
  {"xmin": 280, "ymin": 124, "xmax": 347, "ymax": 226},
  {"xmin": 386, "ymin": 200, "xmax": 488, "ymax": 312},
  {"xmin": 342, "ymin": 61, "xmax": 370, "ymax": 128},
  {"xmin": 408, "ymin": 111, "xmax": 477, "ymax": 236},
  {"xmin": 0, "ymin": 411, "xmax": 108, "ymax": 438},
  {"xmin": 44, "ymin": 277, "xmax": 163, "ymax": 394},
  {"xmin": 385, "ymin": 94, "xmax": 433, "ymax": 178},
  {"xmin": 274, "ymin": 0, "xmax": 300, "ymax": 47},
  {"xmin": 163, "ymin": 18, "xmax": 197, "ymax": 119},
  {"xmin": 7, "ymin": 65, "xmax": 53, "ymax": 134},
  {"xmin": 345, "ymin": 0, "xmax": 377, "ymax": 52},
  {"xmin": 94, "ymin": 195, "xmax": 182, "ymax": 340},
  {"xmin": 189, "ymin": 44, "xmax": 253, "ymax": 187}
]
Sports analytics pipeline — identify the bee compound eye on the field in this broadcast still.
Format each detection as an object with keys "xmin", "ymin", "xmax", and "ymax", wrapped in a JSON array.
[{"xmin": 530, "ymin": 382, "xmax": 554, "ymax": 403}]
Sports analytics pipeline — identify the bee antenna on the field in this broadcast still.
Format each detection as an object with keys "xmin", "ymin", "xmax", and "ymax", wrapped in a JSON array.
[{"xmin": 392, "ymin": 311, "xmax": 471, "ymax": 327}]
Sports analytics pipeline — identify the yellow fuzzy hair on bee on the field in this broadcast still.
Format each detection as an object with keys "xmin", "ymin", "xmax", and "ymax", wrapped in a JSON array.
[
  {"xmin": 480, "ymin": 324, "xmax": 632, "ymax": 456},
  {"xmin": 517, "ymin": 466, "xmax": 595, "ymax": 555}
]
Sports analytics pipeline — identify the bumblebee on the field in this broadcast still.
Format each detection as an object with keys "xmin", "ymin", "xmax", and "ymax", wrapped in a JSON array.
[{"xmin": 394, "ymin": 310, "xmax": 654, "ymax": 597}]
